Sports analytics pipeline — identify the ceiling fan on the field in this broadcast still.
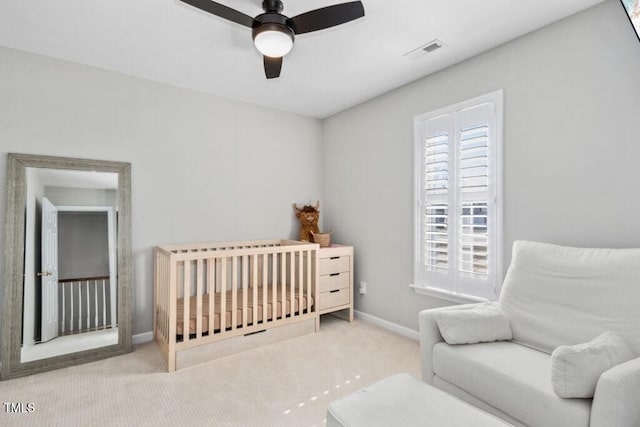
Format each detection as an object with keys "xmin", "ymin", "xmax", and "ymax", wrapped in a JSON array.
[{"xmin": 179, "ymin": 0, "xmax": 365, "ymax": 79}]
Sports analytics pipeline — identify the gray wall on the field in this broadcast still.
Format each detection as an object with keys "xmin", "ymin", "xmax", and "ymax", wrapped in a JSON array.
[
  {"xmin": 57, "ymin": 212, "xmax": 110, "ymax": 280},
  {"xmin": 323, "ymin": 0, "xmax": 640, "ymax": 330},
  {"xmin": 0, "ymin": 47, "xmax": 324, "ymax": 335}
]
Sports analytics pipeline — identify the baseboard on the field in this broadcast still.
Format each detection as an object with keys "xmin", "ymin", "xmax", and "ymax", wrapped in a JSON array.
[
  {"xmin": 354, "ymin": 310, "xmax": 419, "ymax": 341},
  {"xmin": 133, "ymin": 331, "xmax": 153, "ymax": 345}
]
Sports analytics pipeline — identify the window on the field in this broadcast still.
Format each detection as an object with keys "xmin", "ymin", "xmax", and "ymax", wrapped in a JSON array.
[{"xmin": 412, "ymin": 90, "xmax": 503, "ymax": 301}]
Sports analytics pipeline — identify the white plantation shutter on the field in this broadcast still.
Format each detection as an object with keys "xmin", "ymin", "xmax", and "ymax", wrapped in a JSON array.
[
  {"xmin": 424, "ymin": 132, "xmax": 449, "ymax": 273},
  {"xmin": 414, "ymin": 91, "xmax": 502, "ymax": 301}
]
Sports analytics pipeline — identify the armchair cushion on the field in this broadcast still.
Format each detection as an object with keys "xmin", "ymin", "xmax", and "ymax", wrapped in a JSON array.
[
  {"xmin": 551, "ymin": 332, "xmax": 634, "ymax": 398},
  {"xmin": 433, "ymin": 341, "xmax": 591, "ymax": 427},
  {"xmin": 499, "ymin": 241, "xmax": 640, "ymax": 354},
  {"xmin": 436, "ymin": 303, "xmax": 512, "ymax": 345}
]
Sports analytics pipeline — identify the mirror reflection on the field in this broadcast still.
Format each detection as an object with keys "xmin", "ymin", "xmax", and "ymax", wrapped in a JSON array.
[{"xmin": 21, "ymin": 167, "xmax": 119, "ymax": 362}]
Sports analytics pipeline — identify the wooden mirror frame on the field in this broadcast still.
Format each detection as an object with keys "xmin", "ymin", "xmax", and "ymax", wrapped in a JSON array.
[{"xmin": 1, "ymin": 153, "xmax": 132, "ymax": 380}]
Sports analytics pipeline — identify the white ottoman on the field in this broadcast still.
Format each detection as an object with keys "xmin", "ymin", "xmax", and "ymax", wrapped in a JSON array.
[{"xmin": 327, "ymin": 373, "xmax": 511, "ymax": 427}]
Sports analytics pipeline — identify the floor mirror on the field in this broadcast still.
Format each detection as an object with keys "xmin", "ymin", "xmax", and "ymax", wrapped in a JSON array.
[{"xmin": 1, "ymin": 153, "xmax": 132, "ymax": 380}]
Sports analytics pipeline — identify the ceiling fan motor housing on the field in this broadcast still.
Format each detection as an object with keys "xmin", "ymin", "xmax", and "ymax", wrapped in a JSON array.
[{"xmin": 252, "ymin": 13, "xmax": 295, "ymax": 53}]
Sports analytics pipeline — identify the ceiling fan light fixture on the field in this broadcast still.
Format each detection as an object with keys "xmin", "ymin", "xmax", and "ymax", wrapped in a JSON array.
[{"xmin": 253, "ymin": 23, "xmax": 294, "ymax": 58}]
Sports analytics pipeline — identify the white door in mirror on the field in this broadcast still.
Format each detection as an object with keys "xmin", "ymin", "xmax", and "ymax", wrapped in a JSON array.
[{"xmin": 41, "ymin": 197, "xmax": 59, "ymax": 343}]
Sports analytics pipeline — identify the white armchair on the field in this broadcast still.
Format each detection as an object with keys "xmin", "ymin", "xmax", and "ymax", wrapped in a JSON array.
[
  {"xmin": 419, "ymin": 241, "xmax": 640, "ymax": 427},
  {"xmin": 590, "ymin": 357, "xmax": 640, "ymax": 426}
]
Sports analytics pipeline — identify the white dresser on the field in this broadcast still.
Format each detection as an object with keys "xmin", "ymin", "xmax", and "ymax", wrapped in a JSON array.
[{"xmin": 317, "ymin": 244, "xmax": 353, "ymax": 322}]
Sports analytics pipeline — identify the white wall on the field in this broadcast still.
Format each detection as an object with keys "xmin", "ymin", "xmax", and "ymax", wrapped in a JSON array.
[
  {"xmin": 323, "ymin": 0, "xmax": 640, "ymax": 330},
  {"xmin": 0, "ymin": 47, "xmax": 323, "ymax": 335}
]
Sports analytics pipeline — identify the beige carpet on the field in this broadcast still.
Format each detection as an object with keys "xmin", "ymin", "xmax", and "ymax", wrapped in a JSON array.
[{"xmin": 0, "ymin": 316, "xmax": 420, "ymax": 426}]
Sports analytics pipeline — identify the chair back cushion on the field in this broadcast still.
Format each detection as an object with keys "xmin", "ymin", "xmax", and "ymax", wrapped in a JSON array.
[{"xmin": 499, "ymin": 241, "xmax": 640, "ymax": 354}]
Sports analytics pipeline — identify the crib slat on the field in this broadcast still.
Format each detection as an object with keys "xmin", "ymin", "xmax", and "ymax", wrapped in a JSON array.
[
  {"xmin": 161, "ymin": 256, "xmax": 165, "ymax": 338},
  {"xmin": 163, "ymin": 257, "xmax": 167, "ymax": 337},
  {"xmin": 208, "ymin": 258, "xmax": 215, "ymax": 335},
  {"xmin": 183, "ymin": 261, "xmax": 190, "ymax": 342},
  {"xmin": 168, "ymin": 253, "xmax": 177, "ymax": 371},
  {"xmin": 220, "ymin": 258, "xmax": 227, "ymax": 332},
  {"xmin": 290, "ymin": 253, "xmax": 295, "ymax": 316},
  {"xmin": 165, "ymin": 255, "xmax": 170, "ymax": 338},
  {"xmin": 242, "ymin": 255, "xmax": 248, "ymax": 328},
  {"xmin": 158, "ymin": 255, "xmax": 163, "ymax": 337},
  {"xmin": 232, "ymin": 256, "xmax": 238, "ymax": 330},
  {"xmin": 272, "ymin": 252, "xmax": 277, "ymax": 320},
  {"xmin": 156, "ymin": 256, "xmax": 161, "ymax": 337},
  {"xmin": 196, "ymin": 259, "xmax": 203, "ymax": 339},
  {"xmin": 154, "ymin": 249, "xmax": 158, "ymax": 339},
  {"xmin": 306, "ymin": 249, "xmax": 312, "ymax": 314},
  {"xmin": 280, "ymin": 252, "xmax": 286, "ymax": 319},
  {"xmin": 298, "ymin": 250, "xmax": 303, "ymax": 314},
  {"xmin": 262, "ymin": 253, "xmax": 268, "ymax": 325},
  {"xmin": 252, "ymin": 254, "xmax": 258, "ymax": 326}
]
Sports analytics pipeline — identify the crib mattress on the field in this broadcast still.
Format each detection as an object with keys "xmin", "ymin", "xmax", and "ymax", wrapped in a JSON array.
[{"xmin": 175, "ymin": 286, "xmax": 314, "ymax": 336}]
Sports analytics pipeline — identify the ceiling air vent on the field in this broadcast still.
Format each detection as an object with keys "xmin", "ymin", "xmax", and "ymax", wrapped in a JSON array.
[{"xmin": 404, "ymin": 39, "xmax": 445, "ymax": 60}]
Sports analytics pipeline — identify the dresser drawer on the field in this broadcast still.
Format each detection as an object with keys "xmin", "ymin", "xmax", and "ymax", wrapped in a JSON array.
[
  {"xmin": 319, "ymin": 256, "xmax": 350, "ymax": 276},
  {"xmin": 319, "ymin": 288, "xmax": 350, "ymax": 310},
  {"xmin": 319, "ymin": 272, "xmax": 350, "ymax": 293}
]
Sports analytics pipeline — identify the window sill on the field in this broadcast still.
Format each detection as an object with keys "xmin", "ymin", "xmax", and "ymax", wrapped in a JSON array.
[{"xmin": 409, "ymin": 284, "xmax": 489, "ymax": 304}]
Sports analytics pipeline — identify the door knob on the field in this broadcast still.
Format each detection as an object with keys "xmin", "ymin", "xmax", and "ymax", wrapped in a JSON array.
[{"xmin": 37, "ymin": 271, "xmax": 52, "ymax": 277}]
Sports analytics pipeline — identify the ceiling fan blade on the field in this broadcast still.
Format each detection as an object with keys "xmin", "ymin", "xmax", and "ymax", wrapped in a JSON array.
[
  {"xmin": 179, "ymin": 0, "xmax": 254, "ymax": 27},
  {"xmin": 264, "ymin": 56, "xmax": 283, "ymax": 79},
  {"xmin": 289, "ymin": 1, "xmax": 364, "ymax": 35}
]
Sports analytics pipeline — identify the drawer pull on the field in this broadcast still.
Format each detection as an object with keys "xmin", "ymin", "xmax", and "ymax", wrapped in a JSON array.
[
  {"xmin": 330, "ymin": 273, "xmax": 340, "ymax": 277},
  {"xmin": 330, "ymin": 256, "xmax": 340, "ymax": 260},
  {"xmin": 330, "ymin": 289, "xmax": 341, "ymax": 293}
]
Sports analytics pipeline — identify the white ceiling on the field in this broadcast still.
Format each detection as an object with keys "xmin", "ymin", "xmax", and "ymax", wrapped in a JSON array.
[{"xmin": 0, "ymin": 0, "xmax": 605, "ymax": 118}]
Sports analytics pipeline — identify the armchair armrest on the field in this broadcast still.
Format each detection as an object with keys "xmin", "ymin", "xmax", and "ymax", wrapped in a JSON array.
[
  {"xmin": 590, "ymin": 356, "xmax": 640, "ymax": 427},
  {"xmin": 418, "ymin": 303, "xmax": 484, "ymax": 384}
]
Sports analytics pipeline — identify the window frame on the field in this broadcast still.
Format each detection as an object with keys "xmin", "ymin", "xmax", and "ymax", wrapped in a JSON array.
[{"xmin": 412, "ymin": 90, "xmax": 504, "ymax": 302}]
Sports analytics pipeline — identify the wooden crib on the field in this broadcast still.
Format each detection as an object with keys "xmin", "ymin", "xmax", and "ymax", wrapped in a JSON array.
[{"xmin": 154, "ymin": 239, "xmax": 319, "ymax": 372}]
